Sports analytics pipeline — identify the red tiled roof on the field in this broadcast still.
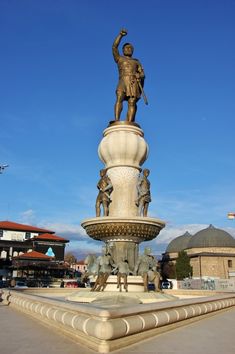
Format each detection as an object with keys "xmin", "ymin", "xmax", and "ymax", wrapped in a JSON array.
[
  {"xmin": 0, "ymin": 221, "xmax": 53, "ymax": 233},
  {"xmin": 77, "ymin": 260, "xmax": 85, "ymax": 265},
  {"xmin": 14, "ymin": 251, "xmax": 53, "ymax": 260},
  {"xmin": 33, "ymin": 233, "xmax": 69, "ymax": 242}
]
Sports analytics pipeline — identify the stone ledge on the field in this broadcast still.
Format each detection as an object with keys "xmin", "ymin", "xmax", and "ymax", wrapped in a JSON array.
[
  {"xmin": 67, "ymin": 290, "xmax": 177, "ymax": 304},
  {"xmin": 1, "ymin": 289, "xmax": 235, "ymax": 353}
]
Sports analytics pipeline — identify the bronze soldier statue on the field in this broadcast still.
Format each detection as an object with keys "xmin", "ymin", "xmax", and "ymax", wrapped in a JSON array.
[
  {"xmin": 112, "ymin": 29, "xmax": 146, "ymax": 123},
  {"xmin": 134, "ymin": 247, "xmax": 161, "ymax": 292},
  {"xmin": 95, "ymin": 169, "xmax": 113, "ymax": 217},
  {"xmin": 114, "ymin": 259, "xmax": 131, "ymax": 292},
  {"xmin": 136, "ymin": 169, "xmax": 151, "ymax": 217},
  {"xmin": 91, "ymin": 246, "xmax": 114, "ymax": 292}
]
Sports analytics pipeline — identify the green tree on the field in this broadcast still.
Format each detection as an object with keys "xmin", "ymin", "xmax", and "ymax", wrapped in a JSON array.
[
  {"xmin": 175, "ymin": 250, "xmax": 192, "ymax": 280},
  {"xmin": 161, "ymin": 255, "xmax": 176, "ymax": 279}
]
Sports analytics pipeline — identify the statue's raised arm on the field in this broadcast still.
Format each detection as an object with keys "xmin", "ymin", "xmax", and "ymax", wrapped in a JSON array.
[
  {"xmin": 112, "ymin": 29, "xmax": 147, "ymax": 123},
  {"xmin": 112, "ymin": 29, "xmax": 128, "ymax": 63}
]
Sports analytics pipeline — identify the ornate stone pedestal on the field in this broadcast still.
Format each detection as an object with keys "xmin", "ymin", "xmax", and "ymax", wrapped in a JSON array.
[{"xmin": 81, "ymin": 121, "xmax": 165, "ymax": 274}]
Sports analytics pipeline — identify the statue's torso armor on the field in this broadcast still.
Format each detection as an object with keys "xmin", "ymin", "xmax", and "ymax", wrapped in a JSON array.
[
  {"xmin": 118, "ymin": 56, "xmax": 140, "ymax": 77},
  {"xmin": 116, "ymin": 56, "xmax": 142, "ymax": 98},
  {"xmin": 117, "ymin": 261, "xmax": 129, "ymax": 274},
  {"xmin": 112, "ymin": 40, "xmax": 145, "ymax": 99},
  {"xmin": 97, "ymin": 176, "xmax": 112, "ymax": 202},
  {"xmin": 97, "ymin": 176, "xmax": 109, "ymax": 190},
  {"xmin": 138, "ymin": 176, "xmax": 151, "ymax": 202},
  {"xmin": 98, "ymin": 255, "xmax": 112, "ymax": 274},
  {"xmin": 136, "ymin": 255, "xmax": 152, "ymax": 275}
]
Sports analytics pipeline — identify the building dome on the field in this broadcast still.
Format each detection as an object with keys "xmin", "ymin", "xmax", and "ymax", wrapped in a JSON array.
[
  {"xmin": 166, "ymin": 231, "xmax": 192, "ymax": 253},
  {"xmin": 188, "ymin": 224, "xmax": 235, "ymax": 249}
]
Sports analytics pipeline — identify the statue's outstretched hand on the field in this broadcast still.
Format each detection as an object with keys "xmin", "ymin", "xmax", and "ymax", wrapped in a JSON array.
[{"xmin": 120, "ymin": 29, "xmax": 128, "ymax": 36}]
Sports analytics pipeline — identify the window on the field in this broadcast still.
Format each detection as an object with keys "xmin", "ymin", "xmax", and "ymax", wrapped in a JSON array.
[
  {"xmin": 228, "ymin": 260, "xmax": 232, "ymax": 268},
  {"xmin": 0, "ymin": 229, "xmax": 3, "ymax": 238},
  {"xmin": 25, "ymin": 232, "xmax": 31, "ymax": 240}
]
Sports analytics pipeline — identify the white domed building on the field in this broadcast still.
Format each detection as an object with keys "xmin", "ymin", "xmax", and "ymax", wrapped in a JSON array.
[{"xmin": 163, "ymin": 225, "xmax": 235, "ymax": 279}]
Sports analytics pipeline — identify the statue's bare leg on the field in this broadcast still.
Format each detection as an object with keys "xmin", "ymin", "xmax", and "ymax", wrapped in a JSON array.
[
  {"xmin": 96, "ymin": 273, "xmax": 105, "ymax": 292},
  {"xmin": 138, "ymin": 201, "xmax": 143, "ymax": 216},
  {"xmin": 124, "ymin": 275, "xmax": 128, "ymax": 292},
  {"xmin": 117, "ymin": 274, "xmax": 122, "ymax": 291},
  {"xmin": 101, "ymin": 273, "xmax": 109, "ymax": 291},
  {"xmin": 119, "ymin": 277, "xmax": 122, "ymax": 292},
  {"xmin": 95, "ymin": 199, "xmax": 101, "ymax": 217},
  {"xmin": 143, "ymin": 202, "xmax": 149, "ymax": 217},
  {"xmin": 103, "ymin": 201, "xmax": 109, "ymax": 216},
  {"xmin": 154, "ymin": 275, "xmax": 160, "ymax": 292},
  {"xmin": 117, "ymin": 273, "xmax": 120, "ymax": 289},
  {"xmin": 115, "ymin": 92, "xmax": 125, "ymax": 120},
  {"xmin": 91, "ymin": 275, "xmax": 101, "ymax": 291},
  {"xmin": 126, "ymin": 97, "xmax": 137, "ymax": 122},
  {"xmin": 143, "ymin": 273, "xmax": 148, "ymax": 292}
]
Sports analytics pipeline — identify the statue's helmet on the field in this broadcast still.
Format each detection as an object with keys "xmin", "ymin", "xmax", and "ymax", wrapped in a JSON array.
[
  {"xmin": 144, "ymin": 247, "xmax": 152, "ymax": 255},
  {"xmin": 100, "ymin": 169, "xmax": 106, "ymax": 176},
  {"xmin": 143, "ymin": 169, "xmax": 150, "ymax": 176},
  {"xmin": 101, "ymin": 245, "xmax": 107, "ymax": 254}
]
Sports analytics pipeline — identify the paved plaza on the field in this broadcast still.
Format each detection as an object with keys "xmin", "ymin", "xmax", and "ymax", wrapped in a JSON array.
[{"xmin": 1, "ymin": 302, "xmax": 235, "ymax": 354}]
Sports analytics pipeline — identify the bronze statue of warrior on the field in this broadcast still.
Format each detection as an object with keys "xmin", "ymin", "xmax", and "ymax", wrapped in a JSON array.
[
  {"xmin": 95, "ymin": 169, "xmax": 113, "ymax": 217},
  {"xmin": 134, "ymin": 247, "xmax": 161, "ymax": 292},
  {"xmin": 114, "ymin": 259, "xmax": 131, "ymax": 292},
  {"xmin": 92, "ymin": 247, "xmax": 114, "ymax": 292},
  {"xmin": 136, "ymin": 169, "xmax": 151, "ymax": 217},
  {"xmin": 112, "ymin": 29, "xmax": 146, "ymax": 123}
]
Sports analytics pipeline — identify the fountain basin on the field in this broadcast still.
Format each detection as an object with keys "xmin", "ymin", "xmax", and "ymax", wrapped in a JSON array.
[{"xmin": 82, "ymin": 216, "xmax": 165, "ymax": 243}]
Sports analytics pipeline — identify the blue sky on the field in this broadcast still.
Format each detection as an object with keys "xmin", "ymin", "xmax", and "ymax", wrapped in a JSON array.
[{"xmin": 1, "ymin": 0, "xmax": 235, "ymax": 258}]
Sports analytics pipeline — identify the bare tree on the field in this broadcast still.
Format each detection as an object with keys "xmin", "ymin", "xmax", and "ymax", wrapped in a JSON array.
[{"xmin": 64, "ymin": 252, "xmax": 77, "ymax": 265}]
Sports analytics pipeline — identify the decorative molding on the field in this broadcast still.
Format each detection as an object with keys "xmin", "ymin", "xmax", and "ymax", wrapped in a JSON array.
[
  {"xmin": 82, "ymin": 217, "xmax": 165, "ymax": 243},
  {"xmin": 2, "ymin": 290, "xmax": 235, "ymax": 353}
]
